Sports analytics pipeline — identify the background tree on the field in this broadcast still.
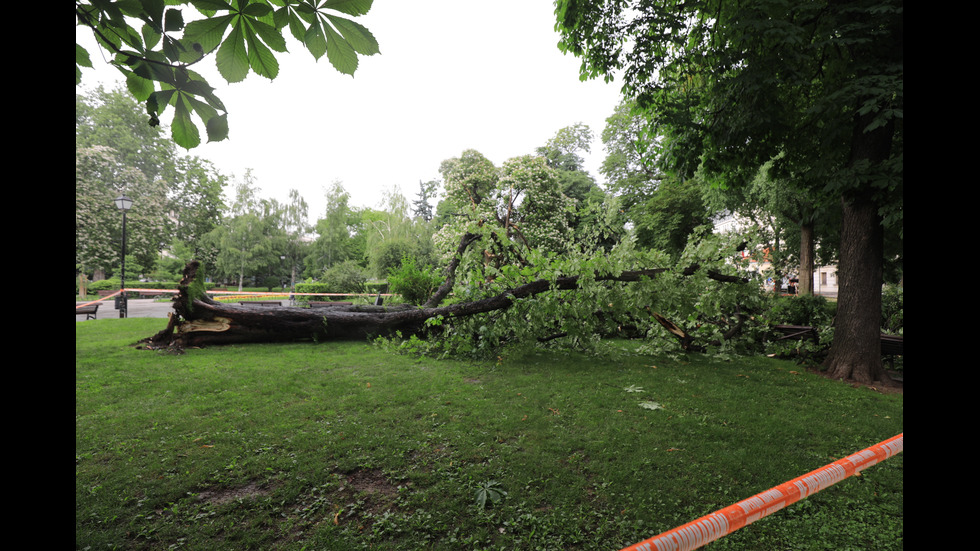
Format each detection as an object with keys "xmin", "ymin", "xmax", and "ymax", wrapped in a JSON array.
[
  {"xmin": 76, "ymin": 146, "xmax": 171, "ymax": 280},
  {"xmin": 705, "ymin": 160, "xmax": 843, "ymax": 295},
  {"xmin": 204, "ymin": 171, "xmax": 278, "ymax": 290},
  {"xmin": 535, "ymin": 123, "xmax": 602, "ymax": 202},
  {"xmin": 600, "ymin": 102, "xmax": 712, "ymax": 258},
  {"xmin": 307, "ymin": 181, "xmax": 363, "ymax": 275},
  {"xmin": 76, "ymin": 85, "xmax": 176, "ymax": 181},
  {"xmin": 412, "ymin": 179, "xmax": 438, "ymax": 222},
  {"xmin": 76, "ymin": 0, "xmax": 379, "ymax": 148},
  {"xmin": 534, "ymin": 123, "xmax": 624, "ymax": 251},
  {"xmin": 498, "ymin": 155, "xmax": 576, "ymax": 255},
  {"xmin": 166, "ymin": 154, "xmax": 228, "ymax": 260},
  {"xmin": 77, "ymin": 85, "xmax": 228, "ymax": 271},
  {"xmin": 261, "ymin": 189, "xmax": 310, "ymax": 290},
  {"xmin": 556, "ymin": 0, "xmax": 903, "ymax": 384}
]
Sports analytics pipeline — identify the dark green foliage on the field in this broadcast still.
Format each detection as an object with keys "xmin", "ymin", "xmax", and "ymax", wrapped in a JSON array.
[
  {"xmin": 881, "ymin": 285, "xmax": 903, "ymax": 334},
  {"xmin": 768, "ymin": 295, "xmax": 836, "ymax": 327},
  {"xmin": 262, "ymin": 276, "xmax": 281, "ymax": 292},
  {"xmin": 387, "ymin": 256, "xmax": 441, "ymax": 305},
  {"xmin": 321, "ymin": 260, "xmax": 367, "ymax": 294},
  {"xmin": 370, "ymin": 238, "xmax": 415, "ymax": 279}
]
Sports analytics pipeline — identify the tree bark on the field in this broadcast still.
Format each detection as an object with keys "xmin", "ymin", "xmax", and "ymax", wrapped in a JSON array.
[
  {"xmin": 822, "ymin": 111, "xmax": 895, "ymax": 385},
  {"xmin": 797, "ymin": 221, "xmax": 814, "ymax": 296}
]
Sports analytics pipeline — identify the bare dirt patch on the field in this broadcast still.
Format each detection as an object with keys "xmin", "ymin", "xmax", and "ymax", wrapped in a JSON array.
[{"xmin": 196, "ymin": 481, "xmax": 271, "ymax": 506}]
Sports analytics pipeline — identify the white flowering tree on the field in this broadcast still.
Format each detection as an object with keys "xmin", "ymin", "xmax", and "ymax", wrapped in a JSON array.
[{"xmin": 76, "ymin": 146, "xmax": 171, "ymax": 280}]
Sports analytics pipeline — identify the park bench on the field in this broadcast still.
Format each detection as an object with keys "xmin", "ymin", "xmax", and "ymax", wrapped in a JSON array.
[
  {"xmin": 238, "ymin": 301, "xmax": 282, "ymax": 306},
  {"xmin": 773, "ymin": 324, "xmax": 904, "ymax": 362},
  {"xmin": 308, "ymin": 301, "xmax": 353, "ymax": 308},
  {"xmin": 76, "ymin": 303, "xmax": 99, "ymax": 320},
  {"xmin": 97, "ymin": 290, "xmax": 116, "ymax": 298},
  {"xmin": 772, "ymin": 324, "xmax": 819, "ymax": 342},
  {"xmin": 139, "ymin": 290, "xmax": 169, "ymax": 299}
]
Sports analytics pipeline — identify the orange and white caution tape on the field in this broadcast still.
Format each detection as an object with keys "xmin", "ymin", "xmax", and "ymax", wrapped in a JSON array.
[{"xmin": 621, "ymin": 433, "xmax": 903, "ymax": 551}]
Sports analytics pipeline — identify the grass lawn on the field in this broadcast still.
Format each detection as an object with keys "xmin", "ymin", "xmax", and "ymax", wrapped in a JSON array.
[{"xmin": 76, "ymin": 319, "xmax": 903, "ymax": 550}]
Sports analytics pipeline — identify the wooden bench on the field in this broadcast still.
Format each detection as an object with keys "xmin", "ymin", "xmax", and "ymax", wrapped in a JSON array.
[
  {"xmin": 139, "ymin": 290, "xmax": 170, "ymax": 299},
  {"xmin": 773, "ymin": 324, "xmax": 904, "ymax": 358},
  {"xmin": 76, "ymin": 304, "xmax": 99, "ymax": 320},
  {"xmin": 97, "ymin": 290, "xmax": 116, "ymax": 298},
  {"xmin": 238, "ymin": 301, "xmax": 282, "ymax": 306},
  {"xmin": 308, "ymin": 301, "xmax": 353, "ymax": 308},
  {"xmin": 772, "ymin": 324, "xmax": 819, "ymax": 342}
]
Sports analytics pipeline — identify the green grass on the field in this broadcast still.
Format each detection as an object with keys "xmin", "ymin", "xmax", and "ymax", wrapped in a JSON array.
[{"xmin": 77, "ymin": 319, "xmax": 903, "ymax": 550}]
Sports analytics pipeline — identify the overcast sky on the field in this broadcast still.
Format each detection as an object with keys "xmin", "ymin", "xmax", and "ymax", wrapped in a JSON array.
[{"xmin": 76, "ymin": 1, "xmax": 625, "ymax": 221}]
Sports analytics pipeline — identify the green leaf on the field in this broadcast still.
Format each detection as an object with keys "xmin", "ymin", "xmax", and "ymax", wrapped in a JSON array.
[
  {"xmin": 216, "ymin": 24, "xmax": 250, "ymax": 82},
  {"xmin": 245, "ymin": 26, "xmax": 280, "ymax": 79},
  {"xmin": 326, "ymin": 14, "xmax": 379, "ymax": 55},
  {"xmin": 241, "ymin": 2, "xmax": 273, "ymax": 18},
  {"xmin": 171, "ymin": 96, "xmax": 201, "ymax": 149},
  {"xmin": 184, "ymin": 15, "xmax": 235, "ymax": 54},
  {"xmin": 148, "ymin": 89, "xmax": 176, "ymax": 117},
  {"xmin": 125, "ymin": 71, "xmax": 155, "ymax": 101},
  {"xmin": 323, "ymin": 22, "xmax": 357, "ymax": 75},
  {"xmin": 164, "ymin": 7, "xmax": 185, "ymax": 32},
  {"xmin": 322, "ymin": 0, "xmax": 374, "ymax": 17},
  {"xmin": 188, "ymin": 0, "xmax": 234, "ymax": 13},
  {"xmin": 141, "ymin": 24, "xmax": 162, "ymax": 49},
  {"xmin": 249, "ymin": 17, "xmax": 288, "ymax": 53},
  {"xmin": 474, "ymin": 480, "xmax": 506, "ymax": 509},
  {"xmin": 76, "ymin": 44, "xmax": 92, "ymax": 84},
  {"xmin": 285, "ymin": 11, "xmax": 307, "ymax": 42},
  {"xmin": 76, "ymin": 43, "xmax": 92, "ymax": 68},
  {"xmin": 303, "ymin": 20, "xmax": 328, "ymax": 60},
  {"xmin": 205, "ymin": 113, "xmax": 229, "ymax": 143}
]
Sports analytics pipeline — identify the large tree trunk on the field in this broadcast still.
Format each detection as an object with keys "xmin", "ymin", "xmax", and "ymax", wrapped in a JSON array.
[
  {"xmin": 822, "ymin": 111, "xmax": 895, "ymax": 385},
  {"xmin": 822, "ymin": 194, "xmax": 888, "ymax": 384},
  {"xmin": 797, "ymin": 221, "xmax": 814, "ymax": 296}
]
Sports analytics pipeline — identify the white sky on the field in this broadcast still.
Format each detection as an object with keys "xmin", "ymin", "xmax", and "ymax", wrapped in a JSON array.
[{"xmin": 76, "ymin": 1, "xmax": 625, "ymax": 222}]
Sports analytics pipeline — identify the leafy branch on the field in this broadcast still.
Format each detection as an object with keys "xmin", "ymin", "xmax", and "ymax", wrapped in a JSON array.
[{"xmin": 76, "ymin": 0, "xmax": 379, "ymax": 149}]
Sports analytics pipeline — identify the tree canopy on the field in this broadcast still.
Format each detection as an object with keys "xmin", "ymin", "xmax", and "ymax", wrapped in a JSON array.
[
  {"xmin": 76, "ymin": 0, "xmax": 379, "ymax": 149},
  {"xmin": 76, "ymin": 85, "xmax": 227, "ymax": 279},
  {"xmin": 555, "ymin": 0, "xmax": 903, "ymax": 383}
]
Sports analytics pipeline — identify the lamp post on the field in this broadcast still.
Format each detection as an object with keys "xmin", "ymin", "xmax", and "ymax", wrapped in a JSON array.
[{"xmin": 114, "ymin": 195, "xmax": 133, "ymax": 318}]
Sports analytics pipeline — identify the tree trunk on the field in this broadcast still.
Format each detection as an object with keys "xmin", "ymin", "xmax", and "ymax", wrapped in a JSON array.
[
  {"xmin": 822, "ymin": 194, "xmax": 887, "ymax": 384},
  {"xmin": 797, "ymin": 221, "xmax": 814, "ymax": 296},
  {"xmin": 822, "ymin": 111, "xmax": 895, "ymax": 385}
]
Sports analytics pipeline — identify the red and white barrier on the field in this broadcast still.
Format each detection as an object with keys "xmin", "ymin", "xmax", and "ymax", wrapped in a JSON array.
[{"xmin": 621, "ymin": 433, "xmax": 903, "ymax": 551}]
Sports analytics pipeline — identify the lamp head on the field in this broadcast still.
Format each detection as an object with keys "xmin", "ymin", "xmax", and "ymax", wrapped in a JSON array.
[{"xmin": 114, "ymin": 195, "xmax": 134, "ymax": 212}]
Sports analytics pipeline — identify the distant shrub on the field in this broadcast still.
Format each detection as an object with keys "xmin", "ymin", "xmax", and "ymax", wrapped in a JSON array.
[
  {"xmin": 768, "ymin": 294, "xmax": 835, "ymax": 327},
  {"xmin": 321, "ymin": 261, "xmax": 367, "ymax": 294},
  {"xmin": 388, "ymin": 256, "xmax": 440, "ymax": 305},
  {"xmin": 881, "ymin": 284, "xmax": 903, "ymax": 334}
]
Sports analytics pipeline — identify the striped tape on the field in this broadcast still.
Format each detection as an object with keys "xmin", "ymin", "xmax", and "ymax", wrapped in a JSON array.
[{"xmin": 621, "ymin": 433, "xmax": 903, "ymax": 551}]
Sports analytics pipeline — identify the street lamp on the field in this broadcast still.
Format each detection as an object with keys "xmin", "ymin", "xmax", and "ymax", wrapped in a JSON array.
[{"xmin": 114, "ymin": 195, "xmax": 133, "ymax": 318}]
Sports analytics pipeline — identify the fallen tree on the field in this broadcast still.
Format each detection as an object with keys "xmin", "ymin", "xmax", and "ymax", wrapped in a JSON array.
[{"xmin": 139, "ymin": 234, "xmax": 757, "ymax": 352}]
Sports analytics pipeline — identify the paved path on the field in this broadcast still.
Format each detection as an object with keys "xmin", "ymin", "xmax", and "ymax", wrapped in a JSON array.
[{"xmin": 76, "ymin": 298, "xmax": 176, "ymax": 320}]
